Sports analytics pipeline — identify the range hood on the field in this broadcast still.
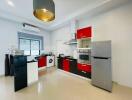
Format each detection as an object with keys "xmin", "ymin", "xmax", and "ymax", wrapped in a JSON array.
[{"xmin": 64, "ymin": 20, "xmax": 79, "ymax": 45}]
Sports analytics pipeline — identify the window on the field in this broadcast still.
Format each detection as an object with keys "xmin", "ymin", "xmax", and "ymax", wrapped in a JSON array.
[
  {"xmin": 18, "ymin": 32, "xmax": 44, "ymax": 55},
  {"xmin": 19, "ymin": 38, "xmax": 40, "ymax": 55}
]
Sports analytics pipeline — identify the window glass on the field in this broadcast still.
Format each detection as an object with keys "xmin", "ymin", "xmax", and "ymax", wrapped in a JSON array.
[
  {"xmin": 31, "ymin": 40, "xmax": 40, "ymax": 55},
  {"xmin": 19, "ymin": 38, "xmax": 40, "ymax": 55},
  {"xmin": 19, "ymin": 39, "xmax": 30, "ymax": 55}
]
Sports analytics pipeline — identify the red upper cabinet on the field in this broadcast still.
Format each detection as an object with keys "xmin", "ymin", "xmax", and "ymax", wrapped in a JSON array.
[
  {"xmin": 63, "ymin": 58, "xmax": 70, "ymax": 72},
  {"xmin": 77, "ymin": 27, "xmax": 92, "ymax": 39}
]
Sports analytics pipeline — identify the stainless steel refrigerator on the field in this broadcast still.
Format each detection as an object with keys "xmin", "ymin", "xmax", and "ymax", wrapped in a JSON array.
[{"xmin": 91, "ymin": 41, "xmax": 112, "ymax": 92}]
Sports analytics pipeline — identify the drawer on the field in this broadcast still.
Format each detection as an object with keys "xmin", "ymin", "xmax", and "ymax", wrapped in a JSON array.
[
  {"xmin": 77, "ymin": 63, "xmax": 91, "ymax": 72},
  {"xmin": 63, "ymin": 58, "xmax": 70, "ymax": 72},
  {"xmin": 78, "ymin": 70, "xmax": 91, "ymax": 79}
]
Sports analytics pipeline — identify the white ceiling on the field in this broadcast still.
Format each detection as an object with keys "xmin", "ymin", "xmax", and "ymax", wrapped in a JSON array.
[{"xmin": 0, "ymin": 0, "xmax": 131, "ymax": 31}]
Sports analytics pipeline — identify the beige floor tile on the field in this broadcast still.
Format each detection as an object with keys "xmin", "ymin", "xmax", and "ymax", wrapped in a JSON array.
[{"xmin": 0, "ymin": 67, "xmax": 132, "ymax": 100}]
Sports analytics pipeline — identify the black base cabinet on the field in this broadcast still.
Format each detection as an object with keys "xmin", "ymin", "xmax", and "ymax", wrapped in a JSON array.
[
  {"xmin": 69, "ymin": 59, "xmax": 78, "ymax": 74},
  {"xmin": 57, "ymin": 57, "xmax": 63, "ymax": 70},
  {"xmin": 77, "ymin": 70, "xmax": 91, "ymax": 79},
  {"xmin": 57, "ymin": 57, "xmax": 91, "ymax": 79},
  {"xmin": 13, "ymin": 56, "xmax": 27, "ymax": 92}
]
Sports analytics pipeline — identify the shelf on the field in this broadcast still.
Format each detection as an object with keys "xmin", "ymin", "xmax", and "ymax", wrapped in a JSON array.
[
  {"xmin": 77, "ymin": 48, "xmax": 91, "ymax": 50},
  {"xmin": 64, "ymin": 42, "xmax": 77, "ymax": 45}
]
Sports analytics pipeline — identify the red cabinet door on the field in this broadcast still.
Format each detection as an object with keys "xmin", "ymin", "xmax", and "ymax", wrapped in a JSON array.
[
  {"xmin": 77, "ymin": 27, "xmax": 92, "ymax": 39},
  {"xmin": 38, "ymin": 56, "xmax": 47, "ymax": 68},
  {"xmin": 77, "ymin": 63, "xmax": 91, "ymax": 72},
  {"xmin": 63, "ymin": 58, "xmax": 70, "ymax": 72}
]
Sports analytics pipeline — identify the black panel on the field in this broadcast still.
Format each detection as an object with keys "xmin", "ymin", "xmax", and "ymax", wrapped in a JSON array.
[
  {"xmin": 69, "ymin": 59, "xmax": 77, "ymax": 74},
  {"xmin": 5, "ymin": 54, "xmax": 10, "ymax": 76},
  {"xmin": 77, "ymin": 70, "xmax": 91, "ymax": 79},
  {"xmin": 57, "ymin": 57, "xmax": 63, "ymax": 69},
  {"xmin": 10, "ymin": 55, "xmax": 14, "ymax": 76},
  {"xmin": 14, "ymin": 56, "xmax": 27, "ymax": 92}
]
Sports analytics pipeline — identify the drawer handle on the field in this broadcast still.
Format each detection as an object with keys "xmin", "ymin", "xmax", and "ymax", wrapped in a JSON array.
[
  {"xmin": 82, "ymin": 65, "xmax": 87, "ymax": 66},
  {"xmin": 81, "ymin": 71, "xmax": 86, "ymax": 73},
  {"xmin": 82, "ymin": 36, "xmax": 86, "ymax": 38}
]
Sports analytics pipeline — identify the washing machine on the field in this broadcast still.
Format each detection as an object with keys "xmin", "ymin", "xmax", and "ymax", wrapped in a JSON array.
[{"xmin": 46, "ymin": 56, "xmax": 55, "ymax": 68}]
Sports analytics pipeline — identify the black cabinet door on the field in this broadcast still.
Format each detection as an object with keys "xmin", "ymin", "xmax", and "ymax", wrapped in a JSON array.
[
  {"xmin": 77, "ymin": 70, "xmax": 91, "ymax": 79},
  {"xmin": 14, "ymin": 56, "xmax": 27, "ymax": 92},
  {"xmin": 69, "ymin": 59, "xmax": 77, "ymax": 74},
  {"xmin": 57, "ymin": 57, "xmax": 63, "ymax": 69}
]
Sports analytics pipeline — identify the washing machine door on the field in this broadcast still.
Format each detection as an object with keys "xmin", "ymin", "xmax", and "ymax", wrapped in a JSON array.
[
  {"xmin": 49, "ymin": 59, "xmax": 53, "ymax": 63},
  {"xmin": 47, "ymin": 56, "xmax": 54, "ymax": 67}
]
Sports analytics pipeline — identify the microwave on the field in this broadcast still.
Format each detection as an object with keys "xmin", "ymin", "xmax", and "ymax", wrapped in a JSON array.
[
  {"xmin": 78, "ymin": 49, "xmax": 91, "ymax": 64},
  {"xmin": 79, "ymin": 55, "xmax": 90, "ymax": 61}
]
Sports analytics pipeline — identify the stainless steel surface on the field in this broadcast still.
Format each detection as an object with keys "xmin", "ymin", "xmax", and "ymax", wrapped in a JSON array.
[
  {"xmin": 91, "ymin": 41, "xmax": 112, "ymax": 92},
  {"xmin": 91, "ymin": 41, "xmax": 111, "ymax": 58},
  {"xmin": 77, "ymin": 49, "xmax": 91, "ymax": 64}
]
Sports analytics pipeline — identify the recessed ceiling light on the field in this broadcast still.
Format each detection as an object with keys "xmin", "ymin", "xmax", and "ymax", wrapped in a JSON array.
[{"xmin": 7, "ymin": 0, "xmax": 15, "ymax": 7}]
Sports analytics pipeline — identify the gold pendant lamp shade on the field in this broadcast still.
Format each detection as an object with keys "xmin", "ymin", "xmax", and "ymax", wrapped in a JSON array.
[{"xmin": 33, "ymin": 0, "xmax": 55, "ymax": 22}]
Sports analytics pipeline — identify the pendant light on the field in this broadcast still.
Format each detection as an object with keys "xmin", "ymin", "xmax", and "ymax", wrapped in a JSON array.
[{"xmin": 33, "ymin": 0, "xmax": 55, "ymax": 22}]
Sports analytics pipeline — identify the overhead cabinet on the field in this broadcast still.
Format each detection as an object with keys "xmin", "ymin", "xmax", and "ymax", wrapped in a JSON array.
[{"xmin": 77, "ymin": 27, "xmax": 92, "ymax": 39}]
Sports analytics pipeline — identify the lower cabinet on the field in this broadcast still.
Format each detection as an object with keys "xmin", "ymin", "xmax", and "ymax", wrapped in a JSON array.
[
  {"xmin": 57, "ymin": 57, "xmax": 92, "ymax": 79},
  {"xmin": 77, "ymin": 70, "xmax": 91, "ymax": 79},
  {"xmin": 57, "ymin": 57, "xmax": 63, "ymax": 69},
  {"xmin": 38, "ymin": 56, "xmax": 47, "ymax": 68},
  {"xmin": 27, "ymin": 62, "xmax": 38, "ymax": 85},
  {"xmin": 69, "ymin": 59, "xmax": 77, "ymax": 74},
  {"xmin": 63, "ymin": 58, "xmax": 70, "ymax": 72},
  {"xmin": 77, "ymin": 63, "xmax": 91, "ymax": 79}
]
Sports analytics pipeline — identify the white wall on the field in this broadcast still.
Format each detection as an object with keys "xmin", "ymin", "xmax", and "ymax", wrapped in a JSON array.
[
  {"xmin": 51, "ymin": 2, "xmax": 132, "ymax": 88},
  {"xmin": 79, "ymin": 2, "xmax": 132, "ymax": 88},
  {"xmin": 0, "ymin": 18, "xmax": 51, "ymax": 75},
  {"xmin": 51, "ymin": 26, "xmax": 76, "ymax": 56}
]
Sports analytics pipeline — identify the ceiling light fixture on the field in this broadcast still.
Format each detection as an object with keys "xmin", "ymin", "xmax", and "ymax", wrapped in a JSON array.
[
  {"xmin": 33, "ymin": 0, "xmax": 55, "ymax": 22},
  {"xmin": 7, "ymin": 0, "xmax": 15, "ymax": 7}
]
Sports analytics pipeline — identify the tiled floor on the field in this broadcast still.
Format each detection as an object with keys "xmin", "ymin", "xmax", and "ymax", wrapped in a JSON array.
[{"xmin": 0, "ymin": 67, "xmax": 132, "ymax": 100}]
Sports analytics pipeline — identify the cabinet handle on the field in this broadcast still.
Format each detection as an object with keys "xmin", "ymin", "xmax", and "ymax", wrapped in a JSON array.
[
  {"xmin": 82, "ymin": 36, "xmax": 86, "ymax": 38},
  {"xmin": 82, "ymin": 65, "xmax": 87, "ymax": 66},
  {"xmin": 81, "ymin": 71, "xmax": 86, "ymax": 73}
]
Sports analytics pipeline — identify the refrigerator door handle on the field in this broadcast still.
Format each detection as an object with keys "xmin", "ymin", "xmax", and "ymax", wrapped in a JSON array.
[{"xmin": 93, "ymin": 57, "xmax": 110, "ymax": 59}]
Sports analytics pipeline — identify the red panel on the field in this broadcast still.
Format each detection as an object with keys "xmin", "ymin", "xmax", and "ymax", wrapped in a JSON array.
[
  {"xmin": 77, "ymin": 63, "xmax": 91, "ymax": 72},
  {"xmin": 38, "ymin": 56, "xmax": 47, "ymax": 68},
  {"xmin": 76, "ymin": 31, "xmax": 82, "ymax": 39},
  {"xmin": 77, "ymin": 26, "xmax": 92, "ymax": 39},
  {"xmin": 63, "ymin": 58, "xmax": 70, "ymax": 72}
]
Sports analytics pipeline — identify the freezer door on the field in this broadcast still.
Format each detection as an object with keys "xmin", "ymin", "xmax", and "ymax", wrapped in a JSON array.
[
  {"xmin": 91, "ymin": 41, "xmax": 111, "ymax": 58},
  {"xmin": 91, "ymin": 57, "xmax": 112, "ymax": 92}
]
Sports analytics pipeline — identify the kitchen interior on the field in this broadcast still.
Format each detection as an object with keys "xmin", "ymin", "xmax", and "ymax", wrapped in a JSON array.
[{"xmin": 0, "ymin": 0, "xmax": 132, "ymax": 100}]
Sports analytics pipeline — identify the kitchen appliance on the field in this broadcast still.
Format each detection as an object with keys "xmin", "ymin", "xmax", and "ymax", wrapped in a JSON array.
[
  {"xmin": 64, "ymin": 21, "xmax": 79, "ymax": 45},
  {"xmin": 47, "ymin": 56, "xmax": 55, "ymax": 68},
  {"xmin": 78, "ymin": 49, "xmax": 91, "ymax": 64},
  {"xmin": 91, "ymin": 41, "xmax": 112, "ymax": 92}
]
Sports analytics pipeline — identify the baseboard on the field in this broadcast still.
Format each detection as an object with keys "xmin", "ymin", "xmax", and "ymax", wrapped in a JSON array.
[
  {"xmin": 38, "ymin": 67, "xmax": 47, "ymax": 71},
  {"xmin": 0, "ymin": 74, "xmax": 4, "ymax": 77},
  {"xmin": 57, "ymin": 69, "xmax": 91, "ymax": 82}
]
